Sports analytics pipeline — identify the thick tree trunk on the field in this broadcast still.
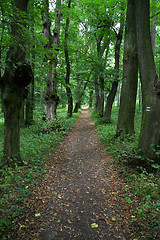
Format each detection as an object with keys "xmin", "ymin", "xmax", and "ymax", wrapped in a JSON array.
[
  {"xmin": 104, "ymin": 21, "xmax": 124, "ymax": 123},
  {"xmin": 136, "ymin": 0, "xmax": 160, "ymax": 160},
  {"xmin": 151, "ymin": 0, "xmax": 156, "ymax": 55},
  {"xmin": 1, "ymin": 0, "xmax": 33, "ymax": 166},
  {"xmin": 117, "ymin": 0, "xmax": 138, "ymax": 136},
  {"xmin": 64, "ymin": 0, "xmax": 73, "ymax": 118},
  {"xmin": 105, "ymin": 82, "xmax": 118, "ymax": 122},
  {"xmin": 42, "ymin": 0, "xmax": 61, "ymax": 119}
]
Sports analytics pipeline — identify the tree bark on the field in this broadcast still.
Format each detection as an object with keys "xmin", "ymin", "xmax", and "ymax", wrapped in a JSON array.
[
  {"xmin": 94, "ymin": 73, "xmax": 101, "ymax": 112},
  {"xmin": 89, "ymin": 90, "xmax": 93, "ymax": 108},
  {"xmin": 151, "ymin": 0, "xmax": 156, "ymax": 55},
  {"xmin": 104, "ymin": 21, "xmax": 124, "ymax": 123},
  {"xmin": 117, "ymin": 0, "xmax": 138, "ymax": 136},
  {"xmin": 64, "ymin": 0, "xmax": 73, "ymax": 118},
  {"xmin": 25, "ymin": 75, "xmax": 34, "ymax": 126},
  {"xmin": 135, "ymin": 0, "xmax": 160, "ymax": 160},
  {"xmin": 42, "ymin": 0, "xmax": 61, "ymax": 119},
  {"xmin": 1, "ymin": 0, "xmax": 33, "ymax": 166}
]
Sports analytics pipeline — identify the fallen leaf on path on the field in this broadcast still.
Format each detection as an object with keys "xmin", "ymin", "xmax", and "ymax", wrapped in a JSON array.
[
  {"xmin": 91, "ymin": 223, "xmax": 98, "ymax": 228},
  {"xmin": 35, "ymin": 213, "xmax": 41, "ymax": 217}
]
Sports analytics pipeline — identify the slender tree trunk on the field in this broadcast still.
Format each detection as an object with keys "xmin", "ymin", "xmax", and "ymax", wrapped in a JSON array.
[
  {"xmin": 117, "ymin": 0, "xmax": 138, "ymax": 136},
  {"xmin": 99, "ymin": 76, "xmax": 104, "ymax": 116},
  {"xmin": 73, "ymin": 77, "xmax": 81, "ymax": 113},
  {"xmin": 40, "ymin": 71, "xmax": 44, "ymax": 112},
  {"xmin": 117, "ymin": 83, "xmax": 120, "ymax": 107},
  {"xmin": 42, "ymin": 0, "xmax": 61, "ymax": 119},
  {"xmin": 74, "ymin": 73, "xmax": 90, "ymax": 113},
  {"xmin": 104, "ymin": 21, "xmax": 124, "ymax": 122},
  {"xmin": 89, "ymin": 90, "xmax": 93, "ymax": 108},
  {"xmin": 25, "ymin": 75, "xmax": 34, "ymax": 126},
  {"xmin": 1, "ymin": 0, "xmax": 33, "ymax": 166},
  {"xmin": 136, "ymin": 0, "xmax": 160, "ymax": 160},
  {"xmin": 94, "ymin": 73, "xmax": 101, "ymax": 112},
  {"xmin": 25, "ymin": 49, "xmax": 35, "ymax": 126},
  {"xmin": 138, "ymin": 78, "xmax": 142, "ymax": 113},
  {"xmin": 96, "ymin": 38, "xmax": 104, "ymax": 116},
  {"xmin": 64, "ymin": 0, "xmax": 73, "ymax": 118}
]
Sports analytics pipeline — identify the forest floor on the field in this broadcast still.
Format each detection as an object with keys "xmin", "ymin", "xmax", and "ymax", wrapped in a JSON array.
[{"xmin": 9, "ymin": 108, "xmax": 151, "ymax": 240}]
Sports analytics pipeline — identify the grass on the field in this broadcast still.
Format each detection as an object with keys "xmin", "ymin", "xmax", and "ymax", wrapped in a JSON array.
[
  {"xmin": 90, "ymin": 106, "xmax": 160, "ymax": 238},
  {"xmin": 0, "ymin": 107, "xmax": 81, "ymax": 238}
]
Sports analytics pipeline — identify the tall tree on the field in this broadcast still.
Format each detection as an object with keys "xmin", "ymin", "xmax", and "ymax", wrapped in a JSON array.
[
  {"xmin": 116, "ymin": 0, "xmax": 138, "ymax": 136},
  {"xmin": 104, "ymin": 20, "xmax": 124, "ymax": 123},
  {"xmin": 73, "ymin": 72, "xmax": 91, "ymax": 113},
  {"xmin": 94, "ymin": 26, "xmax": 110, "ymax": 116},
  {"xmin": 42, "ymin": 0, "xmax": 61, "ymax": 119},
  {"xmin": 0, "ymin": 0, "xmax": 33, "ymax": 165},
  {"xmin": 135, "ymin": 0, "xmax": 160, "ymax": 160},
  {"xmin": 64, "ymin": 0, "xmax": 73, "ymax": 118}
]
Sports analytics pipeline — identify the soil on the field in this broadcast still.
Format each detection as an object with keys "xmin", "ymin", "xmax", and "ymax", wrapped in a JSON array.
[{"xmin": 10, "ymin": 108, "xmax": 142, "ymax": 240}]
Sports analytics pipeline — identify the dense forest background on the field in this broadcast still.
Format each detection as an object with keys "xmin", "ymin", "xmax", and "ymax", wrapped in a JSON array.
[{"xmin": 0, "ymin": 0, "xmax": 160, "ymax": 238}]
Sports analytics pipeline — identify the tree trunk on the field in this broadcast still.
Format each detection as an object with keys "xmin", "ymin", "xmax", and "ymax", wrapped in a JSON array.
[
  {"xmin": 73, "ymin": 77, "xmax": 81, "ymax": 113},
  {"xmin": 105, "ymin": 82, "xmax": 118, "ymax": 122},
  {"xmin": 0, "ymin": 7, "xmax": 5, "ymax": 114},
  {"xmin": 117, "ymin": 0, "xmax": 138, "ymax": 136},
  {"xmin": 42, "ymin": 0, "xmax": 61, "ymax": 119},
  {"xmin": 136, "ymin": 0, "xmax": 160, "ymax": 160},
  {"xmin": 25, "ymin": 77, "xmax": 34, "ymax": 126},
  {"xmin": 99, "ymin": 76, "xmax": 104, "ymax": 116},
  {"xmin": 89, "ymin": 90, "xmax": 93, "ymax": 108},
  {"xmin": 74, "ymin": 73, "xmax": 90, "ymax": 113},
  {"xmin": 151, "ymin": 0, "xmax": 156, "ymax": 55},
  {"xmin": 104, "ymin": 21, "xmax": 124, "ymax": 123},
  {"xmin": 94, "ymin": 73, "xmax": 101, "ymax": 112},
  {"xmin": 64, "ymin": 0, "xmax": 73, "ymax": 118},
  {"xmin": 20, "ymin": 100, "xmax": 25, "ymax": 127},
  {"xmin": 1, "ymin": 0, "xmax": 32, "ymax": 166},
  {"xmin": 25, "ymin": 48, "xmax": 35, "ymax": 126},
  {"xmin": 117, "ymin": 83, "xmax": 120, "ymax": 107}
]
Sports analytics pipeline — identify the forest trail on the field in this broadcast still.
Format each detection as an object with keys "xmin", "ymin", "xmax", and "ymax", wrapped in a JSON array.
[
  {"xmin": 13, "ymin": 108, "xmax": 137, "ymax": 240},
  {"xmin": 36, "ymin": 108, "xmax": 134, "ymax": 240}
]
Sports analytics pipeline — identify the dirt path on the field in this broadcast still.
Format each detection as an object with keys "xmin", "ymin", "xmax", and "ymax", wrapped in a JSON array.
[{"xmin": 36, "ymin": 108, "xmax": 133, "ymax": 240}]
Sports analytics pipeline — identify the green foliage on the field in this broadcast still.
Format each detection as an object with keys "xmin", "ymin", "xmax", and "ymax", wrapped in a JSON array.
[{"xmin": 124, "ymin": 167, "xmax": 160, "ymax": 234}]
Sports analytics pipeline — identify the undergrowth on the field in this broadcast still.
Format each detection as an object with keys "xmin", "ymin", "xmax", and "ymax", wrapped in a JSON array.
[
  {"xmin": 0, "ymin": 107, "xmax": 80, "ymax": 238},
  {"xmin": 90, "ymin": 107, "xmax": 160, "ymax": 238}
]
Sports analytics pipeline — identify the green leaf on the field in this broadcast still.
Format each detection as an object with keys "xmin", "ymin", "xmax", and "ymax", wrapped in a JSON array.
[
  {"xmin": 35, "ymin": 213, "xmax": 41, "ymax": 217},
  {"xmin": 91, "ymin": 223, "xmax": 98, "ymax": 228}
]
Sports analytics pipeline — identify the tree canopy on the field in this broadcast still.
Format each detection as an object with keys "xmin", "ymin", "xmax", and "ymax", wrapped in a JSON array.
[{"xmin": 0, "ymin": 0, "xmax": 160, "ymax": 163}]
